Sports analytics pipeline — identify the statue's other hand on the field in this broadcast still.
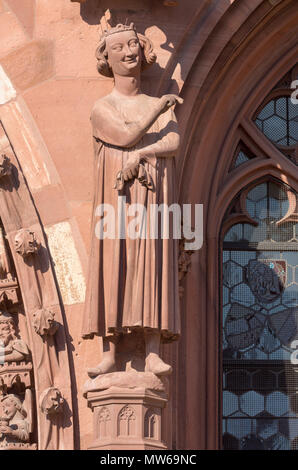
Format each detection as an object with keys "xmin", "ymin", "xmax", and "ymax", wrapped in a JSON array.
[{"xmin": 160, "ymin": 94, "xmax": 184, "ymax": 112}]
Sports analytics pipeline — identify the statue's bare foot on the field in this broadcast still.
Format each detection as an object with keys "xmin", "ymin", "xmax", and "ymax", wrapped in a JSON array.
[
  {"xmin": 87, "ymin": 358, "xmax": 117, "ymax": 378},
  {"xmin": 145, "ymin": 353, "xmax": 172, "ymax": 376}
]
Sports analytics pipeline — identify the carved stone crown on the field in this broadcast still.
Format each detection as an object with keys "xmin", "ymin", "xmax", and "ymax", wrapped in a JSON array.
[{"xmin": 101, "ymin": 23, "xmax": 136, "ymax": 40}]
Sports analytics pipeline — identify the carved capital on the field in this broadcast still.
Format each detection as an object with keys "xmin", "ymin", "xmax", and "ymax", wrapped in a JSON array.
[
  {"xmin": 40, "ymin": 387, "xmax": 64, "ymax": 415},
  {"xmin": 0, "ymin": 154, "xmax": 12, "ymax": 177},
  {"xmin": 33, "ymin": 308, "xmax": 58, "ymax": 337},
  {"xmin": 14, "ymin": 229, "xmax": 41, "ymax": 258}
]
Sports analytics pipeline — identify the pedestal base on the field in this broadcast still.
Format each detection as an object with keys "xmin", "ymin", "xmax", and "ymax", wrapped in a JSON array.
[{"xmin": 84, "ymin": 371, "xmax": 168, "ymax": 450}]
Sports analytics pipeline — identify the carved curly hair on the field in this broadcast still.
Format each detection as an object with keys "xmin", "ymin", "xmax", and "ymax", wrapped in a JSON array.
[
  {"xmin": 95, "ymin": 27, "xmax": 157, "ymax": 78},
  {"xmin": 1, "ymin": 394, "xmax": 26, "ymax": 417}
]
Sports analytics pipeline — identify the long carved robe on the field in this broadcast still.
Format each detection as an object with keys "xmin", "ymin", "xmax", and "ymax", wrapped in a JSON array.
[{"xmin": 82, "ymin": 93, "xmax": 180, "ymax": 343}]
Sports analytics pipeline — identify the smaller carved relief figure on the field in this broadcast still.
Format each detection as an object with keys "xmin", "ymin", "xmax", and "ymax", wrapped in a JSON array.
[
  {"xmin": 0, "ymin": 311, "xmax": 29, "ymax": 363},
  {"xmin": 0, "ymin": 394, "xmax": 30, "ymax": 445}
]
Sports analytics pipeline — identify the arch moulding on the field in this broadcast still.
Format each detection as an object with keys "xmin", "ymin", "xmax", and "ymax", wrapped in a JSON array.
[
  {"xmin": 0, "ymin": 69, "xmax": 74, "ymax": 450},
  {"xmin": 172, "ymin": 0, "xmax": 298, "ymax": 450}
]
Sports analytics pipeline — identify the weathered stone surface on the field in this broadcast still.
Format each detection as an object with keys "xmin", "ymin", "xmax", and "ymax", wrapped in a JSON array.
[
  {"xmin": 23, "ymin": 78, "xmax": 102, "ymax": 202},
  {"xmin": 0, "ymin": 66, "xmax": 16, "ymax": 104},
  {"xmin": 45, "ymin": 222, "xmax": 86, "ymax": 305},
  {"xmin": 1, "ymin": 40, "xmax": 54, "ymax": 91},
  {"xmin": 5, "ymin": 0, "xmax": 35, "ymax": 37},
  {"xmin": 0, "ymin": 12, "xmax": 28, "ymax": 58}
]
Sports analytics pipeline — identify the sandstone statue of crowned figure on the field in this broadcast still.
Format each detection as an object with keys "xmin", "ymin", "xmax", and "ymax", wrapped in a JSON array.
[{"xmin": 82, "ymin": 22, "xmax": 182, "ymax": 378}]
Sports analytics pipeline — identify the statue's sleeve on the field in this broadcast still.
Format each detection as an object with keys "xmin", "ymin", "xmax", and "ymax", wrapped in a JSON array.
[
  {"xmin": 91, "ymin": 98, "xmax": 156, "ymax": 149},
  {"xmin": 90, "ymin": 100, "xmax": 138, "ymax": 148},
  {"xmin": 141, "ymin": 108, "xmax": 180, "ymax": 158}
]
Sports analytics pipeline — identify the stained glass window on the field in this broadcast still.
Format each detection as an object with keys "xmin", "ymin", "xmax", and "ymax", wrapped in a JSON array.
[
  {"xmin": 234, "ymin": 151, "xmax": 251, "ymax": 168},
  {"xmin": 255, "ymin": 97, "xmax": 298, "ymax": 147},
  {"xmin": 222, "ymin": 181, "xmax": 298, "ymax": 450},
  {"xmin": 253, "ymin": 64, "xmax": 298, "ymax": 165},
  {"xmin": 230, "ymin": 145, "xmax": 256, "ymax": 171}
]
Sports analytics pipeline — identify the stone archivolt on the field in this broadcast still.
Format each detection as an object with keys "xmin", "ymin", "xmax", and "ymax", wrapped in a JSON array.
[
  {"xmin": 0, "ymin": 218, "xmax": 37, "ymax": 449},
  {"xmin": 0, "ymin": 121, "xmax": 74, "ymax": 450}
]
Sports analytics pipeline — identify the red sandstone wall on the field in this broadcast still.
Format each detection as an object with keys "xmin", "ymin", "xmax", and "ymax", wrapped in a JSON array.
[
  {"xmin": 0, "ymin": 0, "xmax": 296, "ymax": 450},
  {"xmin": 0, "ymin": 0, "xmax": 198, "ymax": 449}
]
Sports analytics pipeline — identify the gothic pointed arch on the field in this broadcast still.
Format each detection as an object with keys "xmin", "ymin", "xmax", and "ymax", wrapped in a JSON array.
[{"xmin": 174, "ymin": 0, "xmax": 298, "ymax": 450}]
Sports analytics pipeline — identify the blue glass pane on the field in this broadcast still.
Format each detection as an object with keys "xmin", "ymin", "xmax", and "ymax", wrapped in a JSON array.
[
  {"xmin": 254, "ymin": 95, "xmax": 298, "ymax": 162},
  {"xmin": 222, "ymin": 179, "xmax": 298, "ymax": 450},
  {"xmin": 276, "ymin": 97, "xmax": 287, "ymax": 119},
  {"xmin": 234, "ymin": 151, "xmax": 250, "ymax": 168},
  {"xmin": 264, "ymin": 116, "xmax": 287, "ymax": 142},
  {"xmin": 224, "ymin": 224, "xmax": 243, "ymax": 242},
  {"xmin": 256, "ymin": 198, "xmax": 268, "ymax": 219},
  {"xmin": 289, "ymin": 99, "xmax": 298, "ymax": 120},
  {"xmin": 247, "ymin": 183, "xmax": 267, "ymax": 202},
  {"xmin": 289, "ymin": 120, "xmax": 298, "ymax": 142},
  {"xmin": 258, "ymin": 101, "xmax": 274, "ymax": 119}
]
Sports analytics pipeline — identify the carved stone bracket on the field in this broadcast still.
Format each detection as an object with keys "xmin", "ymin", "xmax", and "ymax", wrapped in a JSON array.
[
  {"xmin": 33, "ymin": 308, "xmax": 59, "ymax": 337},
  {"xmin": 39, "ymin": 387, "xmax": 64, "ymax": 416},
  {"xmin": 14, "ymin": 229, "xmax": 41, "ymax": 258},
  {"xmin": 84, "ymin": 371, "xmax": 168, "ymax": 450},
  {"xmin": 0, "ymin": 154, "xmax": 12, "ymax": 178}
]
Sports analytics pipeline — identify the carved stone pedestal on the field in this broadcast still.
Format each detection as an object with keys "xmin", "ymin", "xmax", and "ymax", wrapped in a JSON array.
[{"xmin": 83, "ymin": 371, "xmax": 168, "ymax": 450}]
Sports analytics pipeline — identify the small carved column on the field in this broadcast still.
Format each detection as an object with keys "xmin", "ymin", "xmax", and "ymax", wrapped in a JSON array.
[{"xmin": 84, "ymin": 371, "xmax": 168, "ymax": 450}]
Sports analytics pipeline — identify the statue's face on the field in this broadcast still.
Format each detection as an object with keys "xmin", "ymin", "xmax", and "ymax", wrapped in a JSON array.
[
  {"xmin": 2, "ymin": 399, "xmax": 17, "ymax": 420},
  {"xmin": 0, "ymin": 321, "xmax": 12, "ymax": 345},
  {"xmin": 105, "ymin": 30, "xmax": 141, "ymax": 77}
]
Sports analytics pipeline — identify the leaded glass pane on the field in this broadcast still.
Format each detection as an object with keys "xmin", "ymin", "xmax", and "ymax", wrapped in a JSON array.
[
  {"xmin": 234, "ymin": 151, "xmax": 250, "ymax": 168},
  {"xmin": 254, "ymin": 96, "xmax": 298, "ymax": 164},
  {"xmin": 230, "ymin": 145, "xmax": 256, "ymax": 170},
  {"xmin": 222, "ymin": 181, "xmax": 298, "ymax": 450}
]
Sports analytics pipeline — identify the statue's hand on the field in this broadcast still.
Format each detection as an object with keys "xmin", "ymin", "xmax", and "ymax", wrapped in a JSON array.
[
  {"xmin": 160, "ymin": 94, "xmax": 183, "ymax": 113},
  {"xmin": 122, "ymin": 154, "xmax": 140, "ymax": 181}
]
